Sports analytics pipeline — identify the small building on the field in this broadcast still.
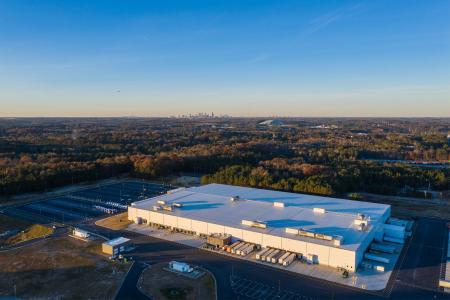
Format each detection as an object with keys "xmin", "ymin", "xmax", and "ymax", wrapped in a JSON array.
[
  {"xmin": 169, "ymin": 261, "xmax": 193, "ymax": 273},
  {"xmin": 207, "ymin": 233, "xmax": 232, "ymax": 248},
  {"xmin": 102, "ymin": 237, "xmax": 131, "ymax": 256},
  {"xmin": 73, "ymin": 228, "xmax": 90, "ymax": 239}
]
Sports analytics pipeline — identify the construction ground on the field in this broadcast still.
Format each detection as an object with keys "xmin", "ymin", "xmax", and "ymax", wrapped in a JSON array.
[
  {"xmin": 0, "ymin": 236, "xmax": 131, "ymax": 299},
  {"xmin": 137, "ymin": 262, "xmax": 216, "ymax": 300},
  {"xmin": 127, "ymin": 223, "xmax": 404, "ymax": 291}
]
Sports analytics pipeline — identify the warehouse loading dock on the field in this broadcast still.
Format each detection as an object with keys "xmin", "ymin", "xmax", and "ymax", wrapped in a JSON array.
[
  {"xmin": 128, "ymin": 183, "xmax": 410, "ymax": 287},
  {"xmin": 129, "ymin": 184, "xmax": 397, "ymax": 272}
]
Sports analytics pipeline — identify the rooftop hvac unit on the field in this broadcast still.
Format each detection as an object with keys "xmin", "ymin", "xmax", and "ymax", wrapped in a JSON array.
[
  {"xmin": 298, "ymin": 229, "xmax": 315, "ymax": 238},
  {"xmin": 153, "ymin": 205, "xmax": 161, "ymax": 211},
  {"xmin": 333, "ymin": 235, "xmax": 344, "ymax": 246},
  {"xmin": 241, "ymin": 219, "xmax": 267, "ymax": 229},
  {"xmin": 230, "ymin": 196, "xmax": 240, "ymax": 202},
  {"xmin": 173, "ymin": 202, "xmax": 183, "ymax": 208},
  {"xmin": 273, "ymin": 202, "xmax": 285, "ymax": 208},
  {"xmin": 285, "ymin": 227, "xmax": 299, "ymax": 235},
  {"xmin": 313, "ymin": 207, "xmax": 326, "ymax": 214},
  {"xmin": 314, "ymin": 233, "xmax": 333, "ymax": 241},
  {"xmin": 357, "ymin": 222, "xmax": 368, "ymax": 231},
  {"xmin": 162, "ymin": 205, "xmax": 173, "ymax": 212},
  {"xmin": 356, "ymin": 213, "xmax": 367, "ymax": 220},
  {"xmin": 354, "ymin": 214, "xmax": 370, "ymax": 229},
  {"xmin": 157, "ymin": 200, "xmax": 166, "ymax": 205}
]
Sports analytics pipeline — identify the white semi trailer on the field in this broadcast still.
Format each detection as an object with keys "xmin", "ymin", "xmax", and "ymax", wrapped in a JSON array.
[
  {"xmin": 256, "ymin": 248, "xmax": 270, "ymax": 260},
  {"xmin": 364, "ymin": 253, "xmax": 390, "ymax": 264},
  {"xmin": 283, "ymin": 253, "xmax": 297, "ymax": 266},
  {"xmin": 278, "ymin": 252, "xmax": 291, "ymax": 264}
]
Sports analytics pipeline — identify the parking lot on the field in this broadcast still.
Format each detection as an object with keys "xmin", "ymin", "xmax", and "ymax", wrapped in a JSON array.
[
  {"xmin": 3, "ymin": 181, "xmax": 171, "ymax": 225},
  {"xmin": 230, "ymin": 275, "xmax": 319, "ymax": 300}
]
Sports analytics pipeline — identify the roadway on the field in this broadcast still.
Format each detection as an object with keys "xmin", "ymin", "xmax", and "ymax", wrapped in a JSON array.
[{"xmin": 79, "ymin": 216, "xmax": 450, "ymax": 300}]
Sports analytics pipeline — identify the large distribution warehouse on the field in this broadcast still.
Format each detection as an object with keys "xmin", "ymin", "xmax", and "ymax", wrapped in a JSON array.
[{"xmin": 128, "ymin": 183, "xmax": 405, "ymax": 271}]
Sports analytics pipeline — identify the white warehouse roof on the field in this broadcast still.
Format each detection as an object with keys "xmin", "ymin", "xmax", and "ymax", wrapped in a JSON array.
[
  {"xmin": 104, "ymin": 237, "xmax": 130, "ymax": 247},
  {"xmin": 131, "ymin": 184, "xmax": 390, "ymax": 251}
]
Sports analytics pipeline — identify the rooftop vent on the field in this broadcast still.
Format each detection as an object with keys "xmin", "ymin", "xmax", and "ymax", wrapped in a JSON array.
[
  {"xmin": 333, "ymin": 235, "xmax": 344, "ymax": 246},
  {"xmin": 313, "ymin": 207, "xmax": 326, "ymax": 214},
  {"xmin": 356, "ymin": 213, "xmax": 367, "ymax": 220},
  {"xmin": 241, "ymin": 219, "xmax": 267, "ymax": 229},
  {"xmin": 285, "ymin": 227, "xmax": 299, "ymax": 234},
  {"xmin": 230, "ymin": 196, "xmax": 240, "ymax": 202},
  {"xmin": 162, "ymin": 205, "xmax": 174, "ymax": 212},
  {"xmin": 354, "ymin": 214, "xmax": 370, "ymax": 230},
  {"xmin": 286, "ymin": 228, "xmax": 335, "ymax": 243}
]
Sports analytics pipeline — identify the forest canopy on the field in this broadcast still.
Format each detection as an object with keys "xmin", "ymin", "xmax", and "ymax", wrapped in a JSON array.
[{"xmin": 0, "ymin": 117, "xmax": 448, "ymax": 197}]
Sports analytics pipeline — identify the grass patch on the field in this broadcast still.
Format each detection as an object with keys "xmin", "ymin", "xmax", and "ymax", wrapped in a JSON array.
[
  {"xmin": 6, "ymin": 224, "xmax": 54, "ymax": 245},
  {"xmin": 95, "ymin": 212, "xmax": 132, "ymax": 230}
]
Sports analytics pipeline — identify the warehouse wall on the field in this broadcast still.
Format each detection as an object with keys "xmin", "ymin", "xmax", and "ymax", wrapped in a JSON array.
[
  {"xmin": 177, "ymin": 217, "xmax": 193, "ymax": 231},
  {"xmin": 329, "ymin": 247, "xmax": 356, "ymax": 270},
  {"xmin": 128, "ymin": 206, "xmax": 136, "ymax": 221},
  {"xmin": 262, "ymin": 234, "xmax": 282, "ymax": 249},
  {"xmin": 282, "ymin": 237, "xmax": 308, "ymax": 254},
  {"xmin": 208, "ymin": 223, "xmax": 225, "ymax": 235},
  {"xmin": 130, "ymin": 207, "xmax": 358, "ymax": 270},
  {"xmin": 224, "ymin": 226, "xmax": 243, "ymax": 241},
  {"xmin": 191, "ymin": 219, "xmax": 208, "ymax": 234}
]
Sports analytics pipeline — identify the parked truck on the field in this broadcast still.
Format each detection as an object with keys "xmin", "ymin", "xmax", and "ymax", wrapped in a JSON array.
[
  {"xmin": 364, "ymin": 253, "xmax": 390, "ymax": 264},
  {"xmin": 370, "ymin": 243, "xmax": 396, "ymax": 254},
  {"xmin": 228, "ymin": 241, "xmax": 242, "ymax": 253},
  {"xmin": 261, "ymin": 248, "xmax": 275, "ymax": 261},
  {"xmin": 278, "ymin": 251, "xmax": 291, "ymax": 264},
  {"xmin": 266, "ymin": 249, "xmax": 280, "ymax": 262},
  {"xmin": 236, "ymin": 243, "xmax": 250, "ymax": 255},
  {"xmin": 241, "ymin": 244, "xmax": 255, "ymax": 256},
  {"xmin": 384, "ymin": 236, "xmax": 404, "ymax": 244},
  {"xmin": 256, "ymin": 248, "xmax": 270, "ymax": 260},
  {"xmin": 283, "ymin": 253, "xmax": 297, "ymax": 266},
  {"xmin": 271, "ymin": 250, "xmax": 284, "ymax": 263}
]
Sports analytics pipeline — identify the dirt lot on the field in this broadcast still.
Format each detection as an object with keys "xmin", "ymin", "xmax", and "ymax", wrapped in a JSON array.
[
  {"xmin": 138, "ymin": 262, "xmax": 216, "ymax": 300},
  {"xmin": 0, "ymin": 236, "xmax": 130, "ymax": 299},
  {"xmin": 95, "ymin": 212, "xmax": 132, "ymax": 230}
]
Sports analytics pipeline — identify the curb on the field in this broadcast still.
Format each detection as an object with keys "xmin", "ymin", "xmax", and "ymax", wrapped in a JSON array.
[
  {"xmin": 136, "ymin": 265, "xmax": 152, "ymax": 299},
  {"xmin": 113, "ymin": 260, "xmax": 135, "ymax": 300}
]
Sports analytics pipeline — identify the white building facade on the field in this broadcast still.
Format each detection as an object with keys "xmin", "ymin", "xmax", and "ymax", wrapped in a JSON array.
[{"xmin": 128, "ymin": 184, "xmax": 392, "ymax": 271}]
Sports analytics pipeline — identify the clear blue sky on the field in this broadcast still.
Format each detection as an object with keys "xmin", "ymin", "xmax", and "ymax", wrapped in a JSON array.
[{"xmin": 0, "ymin": 0, "xmax": 449, "ymax": 117}]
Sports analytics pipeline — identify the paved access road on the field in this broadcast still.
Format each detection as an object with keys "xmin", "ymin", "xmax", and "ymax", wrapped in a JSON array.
[{"xmin": 80, "ymin": 216, "xmax": 450, "ymax": 300}]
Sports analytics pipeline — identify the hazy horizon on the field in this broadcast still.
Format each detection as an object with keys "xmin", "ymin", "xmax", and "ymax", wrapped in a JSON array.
[{"xmin": 1, "ymin": 0, "xmax": 449, "ymax": 117}]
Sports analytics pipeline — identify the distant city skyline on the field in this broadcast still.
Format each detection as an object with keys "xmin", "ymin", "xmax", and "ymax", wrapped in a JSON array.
[{"xmin": 0, "ymin": 0, "xmax": 449, "ymax": 117}]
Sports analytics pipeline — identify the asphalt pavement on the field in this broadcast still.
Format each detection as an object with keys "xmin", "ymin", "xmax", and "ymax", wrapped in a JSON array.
[{"xmin": 77, "ymin": 215, "xmax": 449, "ymax": 300}]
